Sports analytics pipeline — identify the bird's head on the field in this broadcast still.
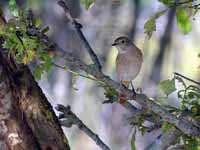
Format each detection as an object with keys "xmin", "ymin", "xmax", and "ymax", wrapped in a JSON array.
[{"xmin": 112, "ymin": 36, "xmax": 132, "ymax": 53}]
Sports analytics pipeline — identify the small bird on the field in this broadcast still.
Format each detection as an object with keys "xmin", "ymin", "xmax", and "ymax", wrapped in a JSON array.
[{"xmin": 112, "ymin": 36, "xmax": 143, "ymax": 102}]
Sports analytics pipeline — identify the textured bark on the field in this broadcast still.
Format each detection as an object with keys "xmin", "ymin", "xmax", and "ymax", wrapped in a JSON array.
[
  {"xmin": 0, "ymin": 15, "xmax": 70, "ymax": 150},
  {"xmin": 0, "ymin": 68, "xmax": 41, "ymax": 150}
]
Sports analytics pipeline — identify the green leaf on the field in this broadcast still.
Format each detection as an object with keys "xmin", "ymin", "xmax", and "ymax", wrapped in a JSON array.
[
  {"xmin": 35, "ymin": 19, "xmax": 42, "ymax": 28},
  {"xmin": 176, "ymin": 8, "xmax": 192, "ymax": 35},
  {"xmin": 8, "ymin": 0, "xmax": 19, "ymax": 17},
  {"xmin": 144, "ymin": 9, "xmax": 167, "ymax": 38},
  {"xmin": 2, "ymin": 40, "xmax": 12, "ymax": 49},
  {"xmin": 159, "ymin": 0, "xmax": 175, "ymax": 7},
  {"xmin": 140, "ymin": 126, "xmax": 148, "ymax": 136},
  {"xmin": 131, "ymin": 129, "xmax": 136, "ymax": 150},
  {"xmin": 81, "ymin": 0, "xmax": 94, "ymax": 10},
  {"xmin": 162, "ymin": 122, "xmax": 174, "ymax": 133},
  {"xmin": 42, "ymin": 54, "xmax": 53, "ymax": 73},
  {"xmin": 34, "ymin": 66, "xmax": 43, "ymax": 80},
  {"xmin": 158, "ymin": 79, "xmax": 176, "ymax": 96}
]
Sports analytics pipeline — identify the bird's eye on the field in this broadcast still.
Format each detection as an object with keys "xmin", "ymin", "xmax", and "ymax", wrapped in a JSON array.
[{"xmin": 121, "ymin": 40, "xmax": 125, "ymax": 43}]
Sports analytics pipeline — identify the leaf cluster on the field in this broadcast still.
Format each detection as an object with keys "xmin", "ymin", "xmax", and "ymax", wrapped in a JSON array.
[
  {"xmin": 0, "ymin": 4, "xmax": 53, "ymax": 80},
  {"xmin": 144, "ymin": 0, "xmax": 198, "ymax": 38},
  {"xmin": 157, "ymin": 75, "xmax": 200, "ymax": 147}
]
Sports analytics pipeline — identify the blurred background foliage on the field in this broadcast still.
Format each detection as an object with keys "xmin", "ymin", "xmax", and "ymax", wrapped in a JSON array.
[{"xmin": 1, "ymin": 0, "xmax": 200, "ymax": 149}]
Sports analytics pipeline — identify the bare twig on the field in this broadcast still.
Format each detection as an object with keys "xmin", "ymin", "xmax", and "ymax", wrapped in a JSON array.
[
  {"xmin": 53, "ymin": 63, "xmax": 105, "ymax": 84},
  {"xmin": 174, "ymin": 72, "xmax": 200, "ymax": 86},
  {"xmin": 55, "ymin": 104, "xmax": 110, "ymax": 150},
  {"xmin": 57, "ymin": 0, "xmax": 102, "ymax": 71}
]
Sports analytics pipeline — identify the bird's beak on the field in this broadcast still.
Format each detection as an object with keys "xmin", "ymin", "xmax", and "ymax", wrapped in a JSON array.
[{"xmin": 112, "ymin": 43, "xmax": 117, "ymax": 46}]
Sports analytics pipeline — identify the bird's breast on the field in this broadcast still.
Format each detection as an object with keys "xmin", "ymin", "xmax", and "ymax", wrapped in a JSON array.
[{"xmin": 116, "ymin": 51, "xmax": 143, "ymax": 81}]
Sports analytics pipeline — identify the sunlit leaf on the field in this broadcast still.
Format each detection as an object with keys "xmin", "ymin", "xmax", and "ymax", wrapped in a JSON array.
[
  {"xmin": 176, "ymin": 8, "xmax": 192, "ymax": 35},
  {"xmin": 8, "ymin": 0, "xmax": 19, "ymax": 17},
  {"xmin": 27, "ymin": 49, "xmax": 36, "ymax": 62},
  {"xmin": 35, "ymin": 19, "xmax": 42, "ymax": 28},
  {"xmin": 22, "ymin": 55, "xmax": 28, "ymax": 64},
  {"xmin": 158, "ymin": 79, "xmax": 176, "ymax": 96},
  {"xmin": 81, "ymin": 0, "xmax": 94, "ymax": 10},
  {"xmin": 144, "ymin": 9, "xmax": 167, "ymax": 38}
]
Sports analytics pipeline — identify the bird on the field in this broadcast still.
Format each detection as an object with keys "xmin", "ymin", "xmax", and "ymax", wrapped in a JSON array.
[{"xmin": 112, "ymin": 36, "xmax": 143, "ymax": 102}]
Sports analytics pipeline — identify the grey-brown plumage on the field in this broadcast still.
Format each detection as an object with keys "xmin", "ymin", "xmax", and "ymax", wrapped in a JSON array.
[{"xmin": 112, "ymin": 36, "xmax": 143, "ymax": 87}]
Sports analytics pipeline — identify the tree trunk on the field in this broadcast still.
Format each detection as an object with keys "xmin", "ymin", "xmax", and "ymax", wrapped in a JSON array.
[{"xmin": 0, "ymin": 15, "xmax": 70, "ymax": 150}]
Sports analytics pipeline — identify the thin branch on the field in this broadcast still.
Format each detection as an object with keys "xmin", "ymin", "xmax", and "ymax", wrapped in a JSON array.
[
  {"xmin": 57, "ymin": 0, "xmax": 102, "ymax": 71},
  {"xmin": 55, "ymin": 104, "xmax": 110, "ymax": 150},
  {"xmin": 26, "ymin": 9, "xmax": 200, "ymax": 137},
  {"xmin": 174, "ymin": 72, "xmax": 200, "ymax": 86},
  {"xmin": 145, "ymin": 128, "xmax": 182, "ymax": 150},
  {"xmin": 53, "ymin": 63, "xmax": 105, "ymax": 84}
]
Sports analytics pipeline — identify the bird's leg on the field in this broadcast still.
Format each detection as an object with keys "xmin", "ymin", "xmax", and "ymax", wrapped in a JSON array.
[
  {"xmin": 118, "ymin": 80, "xmax": 129, "ymax": 104},
  {"xmin": 130, "ymin": 81, "xmax": 136, "ymax": 100}
]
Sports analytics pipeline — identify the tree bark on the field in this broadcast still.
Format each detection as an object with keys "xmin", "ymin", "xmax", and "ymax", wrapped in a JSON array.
[
  {"xmin": 0, "ymin": 15, "xmax": 70, "ymax": 150},
  {"xmin": 0, "ymin": 68, "xmax": 41, "ymax": 150}
]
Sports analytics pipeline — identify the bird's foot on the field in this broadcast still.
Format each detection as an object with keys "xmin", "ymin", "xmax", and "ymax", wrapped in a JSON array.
[{"xmin": 118, "ymin": 91, "xmax": 137, "ymax": 103}]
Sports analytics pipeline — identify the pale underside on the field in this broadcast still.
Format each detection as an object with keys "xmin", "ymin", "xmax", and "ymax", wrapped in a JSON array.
[{"xmin": 116, "ymin": 48, "xmax": 143, "ymax": 83}]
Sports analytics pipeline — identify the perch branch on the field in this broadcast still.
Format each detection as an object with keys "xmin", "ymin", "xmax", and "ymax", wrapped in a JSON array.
[
  {"xmin": 25, "ymin": 7, "xmax": 200, "ymax": 137},
  {"xmin": 55, "ymin": 104, "xmax": 110, "ymax": 150}
]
